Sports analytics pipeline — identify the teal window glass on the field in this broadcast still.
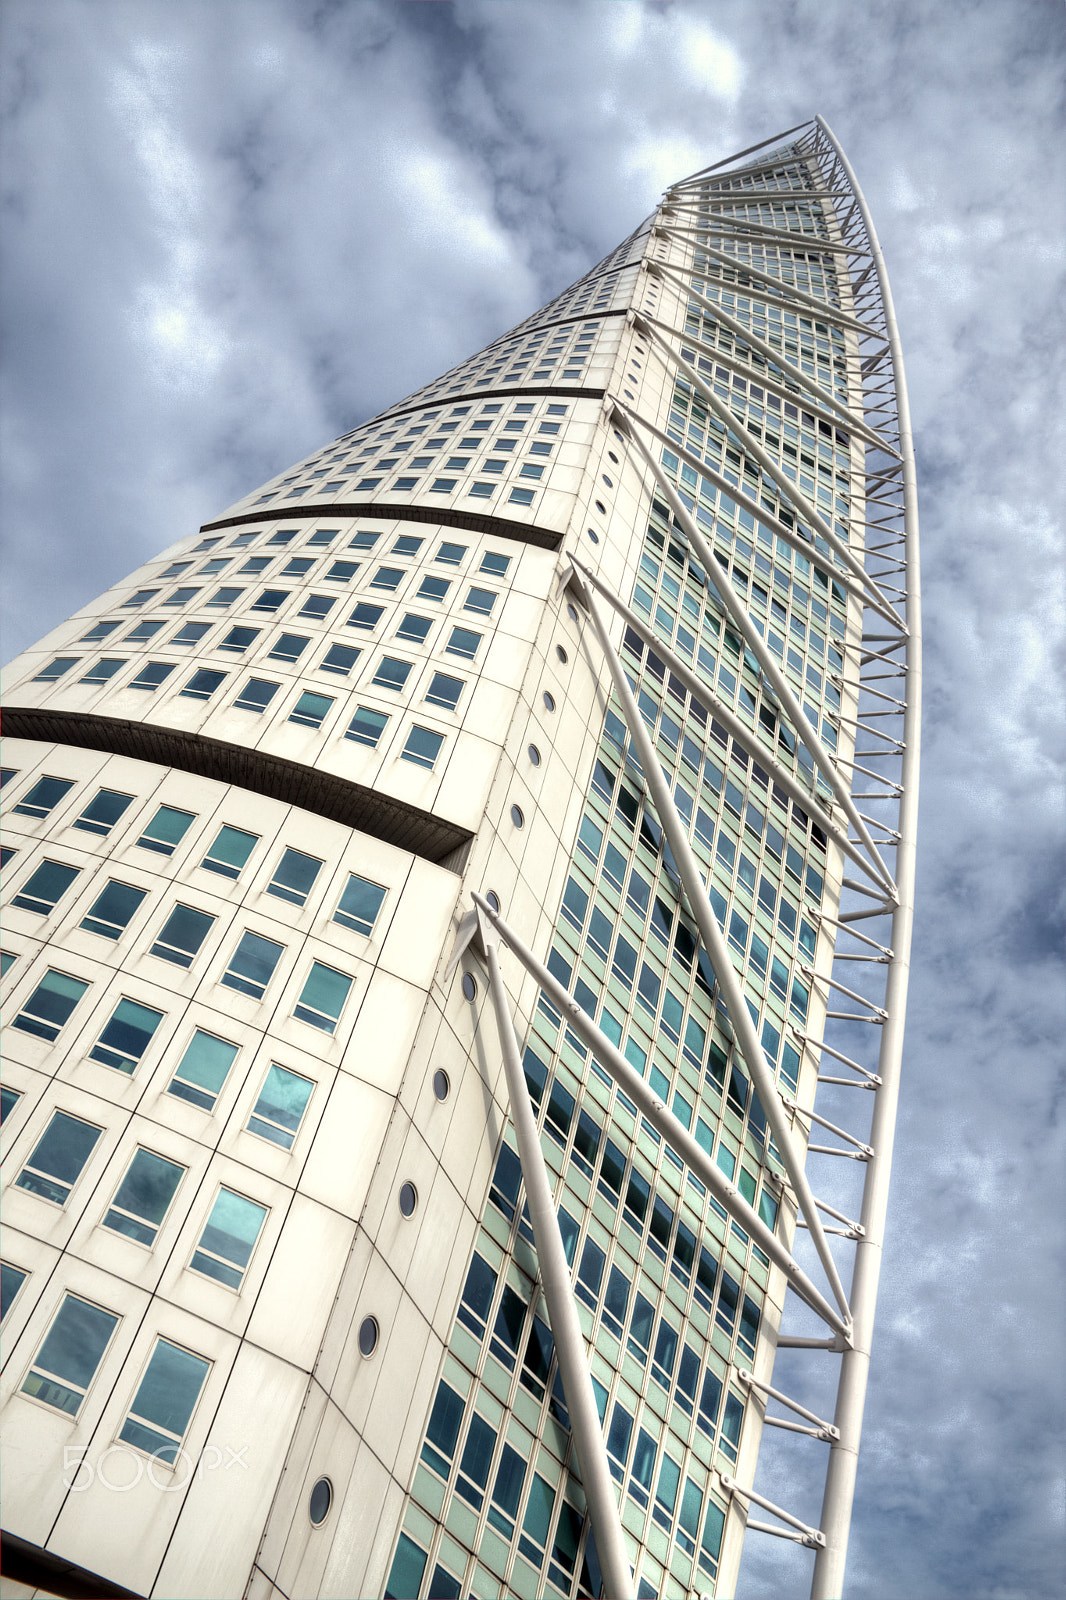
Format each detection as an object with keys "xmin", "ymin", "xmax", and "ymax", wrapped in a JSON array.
[
  {"xmin": 348, "ymin": 531, "xmax": 380, "ymax": 552},
  {"xmin": 201, "ymin": 825, "xmax": 258, "ymax": 879},
  {"xmin": 435, "ymin": 541, "xmax": 466, "ymax": 564},
  {"xmin": 233, "ymin": 678, "xmax": 278, "ymax": 713},
  {"xmin": 1, "ymin": 1085, "xmax": 22, "ymax": 1122},
  {"xmin": 334, "ymin": 874, "xmax": 386, "ymax": 936},
  {"xmin": 21, "ymin": 1295, "xmax": 118, "ymax": 1416},
  {"xmin": 346, "ymin": 602, "xmax": 384, "ymax": 630},
  {"xmin": 33, "ymin": 656, "xmax": 79, "ymax": 682},
  {"xmin": 73, "ymin": 789, "xmax": 133, "ymax": 836},
  {"xmin": 150, "ymin": 904, "xmax": 215, "ymax": 967},
  {"xmin": 519, "ymin": 1472, "xmax": 555, "ymax": 1564},
  {"xmin": 395, "ymin": 613, "xmax": 430, "ymax": 643},
  {"xmin": 288, "ymin": 690, "xmax": 334, "ymax": 729},
  {"xmin": 385, "ymin": 1534, "xmax": 427, "ymax": 1600},
  {"xmin": 247, "ymin": 1064, "xmax": 314, "ymax": 1149},
  {"xmin": 129, "ymin": 662, "xmax": 175, "ymax": 691},
  {"xmin": 677, "ymin": 1477, "xmax": 704, "ymax": 1555},
  {"xmin": 191, "ymin": 1188, "xmax": 267, "ymax": 1289},
  {"xmin": 12, "ymin": 859, "xmax": 81, "ymax": 916},
  {"xmin": 168, "ymin": 1030, "xmax": 238, "ymax": 1111},
  {"xmin": 267, "ymin": 848, "xmax": 321, "ymax": 906},
  {"xmin": 80, "ymin": 880, "xmax": 147, "ymax": 940},
  {"xmin": 653, "ymin": 1452, "xmax": 681, "ymax": 1529},
  {"xmin": 446, "ymin": 626, "xmax": 481, "ymax": 659},
  {"xmin": 425, "ymin": 672, "xmax": 463, "ymax": 710},
  {"xmin": 221, "ymin": 930, "xmax": 283, "ymax": 999},
  {"xmin": 119, "ymin": 1339, "xmax": 210, "ymax": 1464},
  {"xmin": 104, "ymin": 1149, "xmax": 185, "ymax": 1246},
  {"xmin": 14, "ymin": 971, "xmax": 89, "ymax": 1042},
  {"xmin": 268, "ymin": 633, "xmax": 309, "ymax": 663},
  {"xmin": 455, "ymin": 1411, "xmax": 497, "ymax": 1510},
  {"xmin": 171, "ymin": 621, "xmax": 211, "ymax": 645},
  {"xmin": 344, "ymin": 706, "xmax": 389, "ymax": 747},
  {"xmin": 720, "ymin": 1391, "xmax": 744, "ymax": 1462},
  {"xmin": 487, "ymin": 1442, "xmax": 526, "ymax": 1537},
  {"xmin": 16, "ymin": 1111, "xmax": 101, "ymax": 1204},
  {"xmin": 479, "ymin": 551, "xmax": 510, "ymax": 576},
  {"xmin": 699, "ymin": 1501, "xmax": 726, "ymax": 1578},
  {"xmin": 293, "ymin": 962, "xmax": 352, "ymax": 1033},
  {"xmin": 324, "ymin": 560, "xmax": 358, "ymax": 583},
  {"xmin": 320, "ymin": 644, "xmax": 360, "ymax": 676},
  {"xmin": 137, "ymin": 804, "xmax": 194, "ymax": 856},
  {"xmin": 421, "ymin": 1380, "xmax": 464, "ymax": 1476},
  {"xmin": 79, "ymin": 621, "xmax": 118, "ymax": 641},
  {"xmin": 464, "ymin": 586, "xmax": 496, "ymax": 616},
  {"xmin": 629, "ymin": 1428, "xmax": 657, "ymax": 1507},
  {"xmin": 372, "ymin": 656, "xmax": 410, "ymax": 690},
  {"xmin": 90, "ymin": 997, "xmax": 164, "ymax": 1073},
  {"xmin": 2, "ymin": 1263, "xmax": 28, "ymax": 1320},
  {"xmin": 417, "ymin": 576, "xmax": 449, "ymax": 602},
  {"xmin": 401, "ymin": 726, "xmax": 443, "ymax": 769},
  {"xmin": 79, "ymin": 657, "xmax": 125, "ymax": 685},
  {"xmin": 12, "ymin": 776, "xmax": 75, "ymax": 819},
  {"xmin": 370, "ymin": 566, "xmax": 404, "ymax": 591},
  {"xmin": 219, "ymin": 625, "xmax": 259, "ymax": 653},
  {"xmin": 181, "ymin": 667, "xmax": 227, "ymax": 700},
  {"xmin": 250, "ymin": 588, "xmax": 288, "ymax": 612}
]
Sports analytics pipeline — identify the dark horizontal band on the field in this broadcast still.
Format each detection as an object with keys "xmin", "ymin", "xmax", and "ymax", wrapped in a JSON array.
[{"xmin": 199, "ymin": 497, "xmax": 566, "ymax": 550}]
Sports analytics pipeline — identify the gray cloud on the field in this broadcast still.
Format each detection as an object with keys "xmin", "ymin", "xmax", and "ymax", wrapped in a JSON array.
[{"xmin": 2, "ymin": 0, "xmax": 1063, "ymax": 1594}]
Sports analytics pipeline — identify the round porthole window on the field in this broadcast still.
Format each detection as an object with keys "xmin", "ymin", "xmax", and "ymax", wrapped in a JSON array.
[
  {"xmin": 309, "ymin": 1478, "xmax": 333, "ymax": 1526},
  {"xmin": 528, "ymin": 743, "xmax": 541, "ymax": 766},
  {"xmin": 595, "ymin": 499, "xmax": 606, "ymax": 514},
  {"xmin": 608, "ymin": 451, "xmax": 619, "ymax": 464},
  {"xmin": 357, "ymin": 1317, "xmax": 378, "ymax": 1357},
  {"xmin": 543, "ymin": 691, "xmax": 556, "ymax": 712},
  {"xmin": 510, "ymin": 805, "xmax": 525, "ymax": 829},
  {"xmin": 624, "ymin": 390, "xmax": 635, "ymax": 401},
  {"xmin": 399, "ymin": 1182, "xmax": 417, "ymax": 1217},
  {"xmin": 556, "ymin": 645, "xmax": 568, "ymax": 664},
  {"xmin": 461, "ymin": 973, "xmax": 477, "ymax": 1002},
  {"xmin": 433, "ymin": 1069, "xmax": 450, "ymax": 1101},
  {"xmin": 587, "ymin": 528, "xmax": 600, "ymax": 544},
  {"xmin": 485, "ymin": 890, "xmax": 501, "ymax": 913},
  {"xmin": 566, "ymin": 602, "xmax": 579, "ymax": 622},
  {"xmin": 602, "ymin": 475, "xmax": 613, "ymax": 488}
]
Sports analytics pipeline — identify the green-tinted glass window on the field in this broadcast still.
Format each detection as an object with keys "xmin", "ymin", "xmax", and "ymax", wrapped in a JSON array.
[
  {"xmin": 137, "ymin": 804, "xmax": 195, "ymax": 856},
  {"xmin": 201, "ymin": 825, "xmax": 258, "ymax": 880},
  {"xmin": 246, "ymin": 1065, "xmax": 313, "ymax": 1149},
  {"xmin": 16, "ymin": 1112, "xmax": 101, "ymax": 1205},
  {"xmin": 21, "ymin": 1295, "xmax": 118, "ymax": 1416},
  {"xmin": 191, "ymin": 1188, "xmax": 267, "ymax": 1289},
  {"xmin": 104, "ymin": 1150, "xmax": 185, "ymax": 1246},
  {"xmin": 167, "ymin": 1030, "xmax": 238, "ymax": 1111},
  {"xmin": 119, "ymin": 1339, "xmax": 210, "ymax": 1464},
  {"xmin": 13, "ymin": 970, "xmax": 89, "ymax": 1042},
  {"xmin": 90, "ymin": 997, "xmax": 164, "ymax": 1073},
  {"xmin": 333, "ymin": 874, "xmax": 386, "ymax": 936},
  {"xmin": 293, "ymin": 962, "xmax": 352, "ymax": 1034}
]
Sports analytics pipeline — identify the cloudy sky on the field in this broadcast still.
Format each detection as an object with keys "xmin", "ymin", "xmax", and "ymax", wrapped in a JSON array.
[{"xmin": 1, "ymin": 1, "xmax": 1063, "ymax": 1595}]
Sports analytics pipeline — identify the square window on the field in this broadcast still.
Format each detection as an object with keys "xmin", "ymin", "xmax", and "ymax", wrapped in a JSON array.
[
  {"xmin": 80, "ymin": 880, "xmax": 147, "ymax": 940},
  {"xmin": 469, "ymin": 482, "xmax": 495, "ymax": 499},
  {"xmin": 247, "ymin": 1064, "xmax": 314, "ymax": 1149},
  {"xmin": 370, "ymin": 566, "xmax": 403, "ymax": 591},
  {"xmin": 481, "ymin": 459, "xmax": 506, "ymax": 474},
  {"xmin": 137, "ymin": 805, "xmax": 194, "ymax": 856},
  {"xmin": 199, "ymin": 558, "xmax": 231, "ymax": 576},
  {"xmin": 206, "ymin": 588, "xmax": 243, "ymax": 608},
  {"xmin": 392, "ymin": 535, "xmax": 423, "ymax": 556},
  {"xmin": 409, "ymin": 456, "xmax": 432, "ymax": 469},
  {"xmin": 268, "ymin": 632, "xmax": 309, "ymax": 663},
  {"xmin": 416, "ymin": 577, "xmax": 450, "ymax": 603},
  {"xmin": 392, "ymin": 476, "xmax": 418, "ymax": 491},
  {"xmin": 163, "ymin": 587, "xmax": 202, "ymax": 608},
  {"xmin": 234, "ymin": 678, "xmax": 279, "ymax": 713},
  {"xmin": 479, "ymin": 552, "xmax": 511, "ymax": 577},
  {"xmin": 504, "ymin": 420, "xmax": 527, "ymax": 432},
  {"xmin": 372, "ymin": 656, "xmax": 411, "ymax": 691},
  {"xmin": 150, "ymin": 904, "xmax": 215, "ymax": 968},
  {"xmin": 267, "ymin": 528, "xmax": 298, "ymax": 545},
  {"xmin": 180, "ymin": 667, "xmax": 227, "ymax": 701},
  {"xmin": 320, "ymin": 643, "xmax": 360, "ymax": 676},
  {"xmin": 16, "ymin": 1111, "xmax": 101, "ymax": 1204},
  {"xmin": 119, "ymin": 1338, "xmax": 210, "ymax": 1464},
  {"xmin": 172, "ymin": 622, "xmax": 211, "ymax": 647},
  {"xmin": 401, "ymin": 725, "xmax": 444, "ymax": 770},
  {"xmin": 1, "ymin": 1079, "xmax": 21, "ymax": 1112},
  {"xmin": 129, "ymin": 662, "xmax": 176, "ymax": 692},
  {"xmin": 324, "ymin": 560, "xmax": 359, "ymax": 583},
  {"xmin": 508, "ymin": 487, "xmax": 535, "ymax": 506},
  {"xmin": 21, "ymin": 1294, "xmax": 118, "ymax": 1416},
  {"xmin": 221, "ymin": 930, "xmax": 283, "ymax": 999},
  {"xmin": 436, "ymin": 542, "xmax": 467, "ymax": 565},
  {"xmin": 347, "ymin": 602, "xmax": 384, "ymax": 631},
  {"xmin": 538, "ymin": 421, "xmax": 561, "ymax": 434},
  {"xmin": 425, "ymin": 672, "xmax": 463, "ymax": 710},
  {"xmin": 80, "ymin": 620, "xmax": 119, "ymax": 642},
  {"xmin": 334, "ymin": 874, "xmax": 386, "ymax": 936},
  {"xmin": 307, "ymin": 529, "xmax": 338, "ymax": 546},
  {"xmin": 344, "ymin": 706, "xmax": 389, "ymax": 747},
  {"xmin": 396, "ymin": 613, "xmax": 431, "ymax": 644},
  {"xmin": 73, "ymin": 789, "xmax": 133, "ymax": 837},
  {"xmin": 13, "ymin": 776, "xmax": 75, "ymax": 819},
  {"xmin": 237, "ymin": 556, "xmax": 270, "ymax": 576},
  {"xmin": 445, "ymin": 456, "xmax": 470, "ymax": 471},
  {"xmin": 219, "ymin": 626, "xmax": 260, "ymax": 653},
  {"xmin": 194, "ymin": 537, "xmax": 223, "ymax": 551},
  {"xmin": 297, "ymin": 594, "xmax": 336, "ymax": 620},
  {"xmin": 123, "ymin": 589, "xmax": 160, "ymax": 608},
  {"xmin": 12, "ymin": 859, "xmax": 81, "ymax": 916},
  {"xmin": 90, "ymin": 997, "xmax": 164, "ymax": 1073},
  {"xmin": 464, "ymin": 587, "xmax": 497, "ymax": 616},
  {"xmin": 288, "ymin": 690, "xmax": 334, "ymax": 728},
  {"xmin": 79, "ymin": 657, "xmax": 126, "ymax": 686},
  {"xmin": 445, "ymin": 626, "xmax": 481, "ymax": 660},
  {"xmin": 293, "ymin": 961, "xmax": 352, "ymax": 1034},
  {"xmin": 124, "ymin": 619, "xmax": 163, "ymax": 642},
  {"xmin": 267, "ymin": 847, "xmax": 322, "ymax": 906},
  {"xmin": 348, "ymin": 531, "xmax": 380, "ymax": 551},
  {"xmin": 251, "ymin": 589, "xmax": 289, "ymax": 613},
  {"xmin": 32, "ymin": 657, "xmax": 79, "ymax": 682},
  {"xmin": 13, "ymin": 970, "xmax": 90, "ymax": 1042},
  {"xmin": 201, "ymin": 825, "xmax": 258, "ymax": 880},
  {"xmin": 518, "ymin": 463, "xmax": 543, "ymax": 480},
  {"xmin": 281, "ymin": 557, "xmax": 314, "ymax": 578},
  {"xmin": 168, "ymin": 1029, "xmax": 238, "ymax": 1109},
  {"xmin": 529, "ymin": 440, "xmax": 553, "ymax": 457},
  {"xmin": 430, "ymin": 478, "xmax": 456, "ymax": 494},
  {"xmin": 548, "ymin": 403, "xmax": 568, "ymax": 416},
  {"xmin": 190, "ymin": 1188, "xmax": 267, "ymax": 1289},
  {"xmin": 104, "ymin": 1149, "xmax": 185, "ymax": 1246}
]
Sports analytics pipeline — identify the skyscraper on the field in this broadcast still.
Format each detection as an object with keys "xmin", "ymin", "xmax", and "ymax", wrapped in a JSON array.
[{"xmin": 1, "ymin": 114, "xmax": 918, "ymax": 1600}]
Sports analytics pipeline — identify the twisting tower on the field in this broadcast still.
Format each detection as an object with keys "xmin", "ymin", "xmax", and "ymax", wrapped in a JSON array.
[{"xmin": 1, "ymin": 118, "xmax": 918, "ymax": 1600}]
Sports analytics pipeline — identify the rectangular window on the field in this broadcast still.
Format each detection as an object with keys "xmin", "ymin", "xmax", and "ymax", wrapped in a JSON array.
[
  {"xmin": 233, "ymin": 678, "xmax": 279, "ymax": 713},
  {"xmin": 416, "ymin": 576, "xmax": 450, "ymax": 602},
  {"xmin": 163, "ymin": 587, "xmax": 200, "ymax": 608},
  {"xmin": 90, "ymin": 997, "xmax": 164, "ymax": 1073},
  {"xmin": 324, "ymin": 560, "xmax": 359, "ymax": 584},
  {"xmin": 16, "ymin": 1111, "xmax": 101, "ymax": 1204},
  {"xmin": 129, "ymin": 662, "xmax": 176, "ymax": 692},
  {"xmin": 168, "ymin": 1029, "xmax": 239, "ymax": 1111},
  {"xmin": 74, "ymin": 789, "xmax": 134, "ymax": 836},
  {"xmin": 119, "ymin": 1339, "xmax": 210, "ymax": 1464},
  {"xmin": 13, "ymin": 970, "xmax": 89, "ymax": 1041},
  {"xmin": 21, "ymin": 1294, "xmax": 118, "ymax": 1416},
  {"xmin": 347, "ymin": 602, "xmax": 384, "ymax": 631},
  {"xmin": 123, "ymin": 589, "xmax": 159, "ymax": 608},
  {"xmin": 370, "ymin": 566, "xmax": 403, "ymax": 592},
  {"xmin": 181, "ymin": 667, "xmax": 227, "ymax": 701},
  {"xmin": 250, "ymin": 589, "xmax": 289, "ymax": 613},
  {"xmin": 206, "ymin": 587, "xmax": 243, "ymax": 608},
  {"xmin": 347, "ymin": 531, "xmax": 380, "ymax": 552},
  {"xmin": 281, "ymin": 557, "xmax": 314, "ymax": 578},
  {"xmin": 237, "ymin": 557, "xmax": 270, "ymax": 576},
  {"xmin": 79, "ymin": 657, "xmax": 125, "ymax": 685},
  {"xmin": 2, "ymin": 1263, "xmax": 28, "ymax": 1320},
  {"xmin": 344, "ymin": 706, "xmax": 389, "ymax": 747},
  {"xmin": 479, "ymin": 551, "xmax": 511, "ymax": 577},
  {"xmin": 221, "ymin": 930, "xmax": 283, "ymax": 999},
  {"xmin": 219, "ymin": 626, "xmax": 259, "ymax": 653},
  {"xmin": 372, "ymin": 656, "xmax": 411, "ymax": 691},
  {"xmin": 297, "ymin": 594, "xmax": 335, "ymax": 620},
  {"xmin": 508, "ymin": 487, "xmax": 535, "ymax": 506},
  {"xmin": 320, "ymin": 643, "xmax": 360, "ymax": 676},
  {"xmin": 288, "ymin": 690, "xmax": 333, "ymax": 729},
  {"xmin": 246, "ymin": 1064, "xmax": 314, "ymax": 1149},
  {"xmin": 333, "ymin": 873, "xmax": 386, "ymax": 936},
  {"xmin": 293, "ymin": 961, "xmax": 352, "ymax": 1034},
  {"xmin": 12, "ymin": 776, "xmax": 75, "ymax": 819},
  {"xmin": 104, "ymin": 1149, "xmax": 185, "ymax": 1246},
  {"xmin": 123, "ymin": 619, "xmax": 163, "ymax": 642},
  {"xmin": 12, "ymin": 860, "xmax": 81, "ymax": 916},
  {"xmin": 80, "ymin": 620, "xmax": 119, "ymax": 642},
  {"xmin": 401, "ymin": 725, "xmax": 444, "ymax": 769},
  {"xmin": 33, "ymin": 657, "xmax": 80, "ymax": 682},
  {"xmin": 150, "ymin": 904, "xmax": 215, "ymax": 968},
  {"xmin": 435, "ymin": 541, "xmax": 466, "ymax": 564},
  {"xmin": 395, "ymin": 613, "xmax": 431, "ymax": 644},
  {"xmin": 201, "ymin": 825, "xmax": 258, "ymax": 880},
  {"xmin": 80, "ymin": 880, "xmax": 147, "ymax": 940},
  {"xmin": 425, "ymin": 672, "xmax": 463, "ymax": 710},
  {"xmin": 392, "ymin": 535, "xmax": 423, "ymax": 556},
  {"xmin": 171, "ymin": 622, "xmax": 210, "ymax": 647},
  {"xmin": 191, "ymin": 1188, "xmax": 267, "ymax": 1289},
  {"xmin": 446, "ymin": 626, "xmax": 481, "ymax": 659},
  {"xmin": 421, "ymin": 1379, "xmax": 464, "ymax": 1477},
  {"xmin": 267, "ymin": 848, "xmax": 321, "ymax": 906},
  {"xmin": 137, "ymin": 804, "xmax": 194, "ymax": 856},
  {"xmin": 464, "ymin": 586, "xmax": 496, "ymax": 616}
]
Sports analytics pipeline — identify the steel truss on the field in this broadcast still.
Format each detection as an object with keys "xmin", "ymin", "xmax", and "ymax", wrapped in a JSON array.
[{"xmin": 451, "ymin": 116, "xmax": 918, "ymax": 1600}]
